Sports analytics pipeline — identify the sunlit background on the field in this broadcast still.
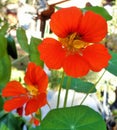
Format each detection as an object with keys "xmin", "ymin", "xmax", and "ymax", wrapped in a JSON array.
[{"xmin": 0, "ymin": 0, "xmax": 117, "ymax": 129}]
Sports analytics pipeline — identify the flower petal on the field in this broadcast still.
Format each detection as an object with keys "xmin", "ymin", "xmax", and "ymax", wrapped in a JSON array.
[
  {"xmin": 83, "ymin": 44, "xmax": 111, "ymax": 71},
  {"xmin": 50, "ymin": 7, "xmax": 82, "ymax": 38},
  {"xmin": 24, "ymin": 62, "xmax": 37, "ymax": 85},
  {"xmin": 4, "ymin": 96, "xmax": 29, "ymax": 112},
  {"xmin": 25, "ymin": 93, "xmax": 47, "ymax": 115},
  {"xmin": 2, "ymin": 81, "xmax": 27, "ymax": 97},
  {"xmin": 38, "ymin": 38, "xmax": 66, "ymax": 69},
  {"xmin": 24, "ymin": 62, "xmax": 48, "ymax": 92},
  {"xmin": 63, "ymin": 54, "xmax": 89, "ymax": 77},
  {"xmin": 78, "ymin": 11, "xmax": 107, "ymax": 42}
]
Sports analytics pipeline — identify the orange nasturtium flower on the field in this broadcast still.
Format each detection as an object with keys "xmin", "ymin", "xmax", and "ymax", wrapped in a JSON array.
[
  {"xmin": 2, "ymin": 62, "xmax": 48, "ymax": 116},
  {"xmin": 38, "ymin": 7, "xmax": 111, "ymax": 77}
]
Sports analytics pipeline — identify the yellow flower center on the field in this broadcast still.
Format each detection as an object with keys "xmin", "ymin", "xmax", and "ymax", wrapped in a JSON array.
[
  {"xmin": 27, "ymin": 85, "xmax": 38, "ymax": 96},
  {"xmin": 59, "ymin": 33, "xmax": 89, "ymax": 54}
]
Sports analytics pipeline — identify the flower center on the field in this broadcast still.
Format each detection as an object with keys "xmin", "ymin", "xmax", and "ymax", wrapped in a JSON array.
[
  {"xmin": 59, "ymin": 33, "xmax": 89, "ymax": 54},
  {"xmin": 26, "ymin": 85, "xmax": 38, "ymax": 96}
]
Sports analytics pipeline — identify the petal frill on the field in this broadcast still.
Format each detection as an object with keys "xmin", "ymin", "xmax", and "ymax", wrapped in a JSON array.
[
  {"xmin": 25, "ymin": 93, "xmax": 47, "ymax": 115},
  {"xmin": 78, "ymin": 11, "xmax": 107, "ymax": 42},
  {"xmin": 24, "ymin": 62, "xmax": 48, "ymax": 92},
  {"xmin": 50, "ymin": 7, "xmax": 82, "ymax": 38},
  {"xmin": 63, "ymin": 54, "xmax": 89, "ymax": 77},
  {"xmin": 83, "ymin": 44, "xmax": 111, "ymax": 71},
  {"xmin": 2, "ymin": 81, "xmax": 27, "ymax": 97},
  {"xmin": 38, "ymin": 38, "xmax": 66, "ymax": 69},
  {"xmin": 4, "ymin": 96, "xmax": 29, "ymax": 112}
]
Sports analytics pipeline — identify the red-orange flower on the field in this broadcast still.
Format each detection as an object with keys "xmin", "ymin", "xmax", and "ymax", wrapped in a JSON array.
[
  {"xmin": 2, "ymin": 62, "xmax": 48, "ymax": 115},
  {"xmin": 38, "ymin": 7, "xmax": 111, "ymax": 77}
]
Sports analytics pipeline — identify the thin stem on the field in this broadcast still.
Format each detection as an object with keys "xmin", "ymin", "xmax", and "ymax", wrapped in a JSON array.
[
  {"xmin": 63, "ymin": 76, "xmax": 71, "ymax": 108},
  {"xmin": 71, "ymin": 90, "xmax": 75, "ymax": 106},
  {"xmin": 56, "ymin": 71, "xmax": 65, "ymax": 108},
  {"xmin": 80, "ymin": 70, "xmax": 106, "ymax": 105},
  {"xmin": 94, "ymin": 70, "xmax": 106, "ymax": 86},
  {"xmin": 47, "ymin": 102, "xmax": 51, "ymax": 110},
  {"xmin": 12, "ymin": 55, "xmax": 29, "ymax": 65}
]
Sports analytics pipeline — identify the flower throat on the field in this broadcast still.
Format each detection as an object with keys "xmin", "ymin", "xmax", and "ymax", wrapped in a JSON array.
[{"xmin": 59, "ymin": 33, "xmax": 89, "ymax": 54}]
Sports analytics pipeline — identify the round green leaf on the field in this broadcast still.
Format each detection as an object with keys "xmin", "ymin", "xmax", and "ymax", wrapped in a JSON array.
[
  {"xmin": 39, "ymin": 105, "xmax": 106, "ymax": 130},
  {"xmin": 106, "ymin": 51, "xmax": 117, "ymax": 76}
]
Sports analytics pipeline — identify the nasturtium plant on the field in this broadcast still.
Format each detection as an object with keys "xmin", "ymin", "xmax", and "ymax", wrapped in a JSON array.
[
  {"xmin": 39, "ymin": 105, "xmax": 106, "ymax": 130},
  {"xmin": 0, "ymin": 4, "xmax": 115, "ymax": 130}
]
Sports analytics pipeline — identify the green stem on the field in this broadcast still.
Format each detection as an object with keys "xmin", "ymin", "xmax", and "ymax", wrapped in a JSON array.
[
  {"xmin": 63, "ymin": 76, "xmax": 71, "ymax": 108},
  {"xmin": 80, "ymin": 70, "xmax": 106, "ymax": 105},
  {"xmin": 71, "ymin": 90, "xmax": 75, "ymax": 106},
  {"xmin": 47, "ymin": 102, "xmax": 51, "ymax": 110},
  {"xmin": 56, "ymin": 71, "xmax": 65, "ymax": 108}
]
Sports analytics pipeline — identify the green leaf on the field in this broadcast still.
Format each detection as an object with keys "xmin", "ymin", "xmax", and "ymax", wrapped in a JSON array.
[
  {"xmin": 7, "ymin": 34, "xmax": 18, "ymax": 59},
  {"xmin": 39, "ymin": 105, "xmax": 106, "ymax": 130},
  {"xmin": 29, "ymin": 37, "xmax": 44, "ymax": 67},
  {"xmin": 0, "ymin": 54, "xmax": 11, "ymax": 91},
  {"xmin": 0, "ymin": 113, "xmax": 25, "ymax": 130},
  {"xmin": 7, "ymin": 113, "xmax": 24, "ymax": 130},
  {"xmin": 0, "ymin": 110, "xmax": 7, "ymax": 120},
  {"xmin": 0, "ymin": 23, "xmax": 9, "ymax": 35},
  {"xmin": 0, "ymin": 34, "xmax": 7, "ymax": 59},
  {"xmin": 83, "ymin": 6, "xmax": 112, "ymax": 21},
  {"xmin": 62, "ymin": 77, "xmax": 96, "ymax": 93},
  {"xmin": 0, "ymin": 96, "xmax": 4, "ymax": 111},
  {"xmin": 0, "ymin": 123, "xmax": 9, "ymax": 130},
  {"xmin": 16, "ymin": 27, "xmax": 29, "ymax": 53},
  {"xmin": 106, "ymin": 51, "xmax": 117, "ymax": 76}
]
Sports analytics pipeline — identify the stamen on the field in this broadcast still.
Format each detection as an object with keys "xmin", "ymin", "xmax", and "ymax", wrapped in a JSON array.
[
  {"xmin": 59, "ymin": 33, "xmax": 89, "ymax": 54},
  {"xmin": 27, "ymin": 85, "xmax": 38, "ymax": 96}
]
